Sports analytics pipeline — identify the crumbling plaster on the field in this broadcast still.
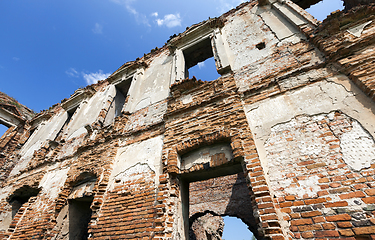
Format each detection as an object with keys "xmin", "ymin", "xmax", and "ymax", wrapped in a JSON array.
[
  {"xmin": 179, "ymin": 143, "xmax": 233, "ymax": 170},
  {"xmin": 108, "ymin": 135, "xmax": 164, "ymax": 189},
  {"xmin": 125, "ymin": 52, "xmax": 172, "ymax": 113},
  {"xmin": 244, "ymin": 74, "xmax": 375, "ymax": 175},
  {"xmin": 65, "ymin": 85, "xmax": 115, "ymax": 140},
  {"xmin": 221, "ymin": 1, "xmax": 313, "ymax": 80},
  {"xmin": 9, "ymin": 112, "xmax": 68, "ymax": 177},
  {"xmin": 0, "ymin": 1, "xmax": 375, "ymax": 239}
]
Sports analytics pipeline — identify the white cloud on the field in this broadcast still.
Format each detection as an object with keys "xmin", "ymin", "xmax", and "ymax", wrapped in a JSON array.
[
  {"xmin": 92, "ymin": 23, "xmax": 103, "ymax": 34},
  {"xmin": 65, "ymin": 68, "xmax": 79, "ymax": 78},
  {"xmin": 111, "ymin": 0, "xmax": 150, "ymax": 26},
  {"xmin": 156, "ymin": 13, "xmax": 182, "ymax": 28},
  {"xmin": 12, "ymin": 57, "xmax": 20, "ymax": 61},
  {"xmin": 197, "ymin": 62, "xmax": 205, "ymax": 69},
  {"xmin": 151, "ymin": 12, "xmax": 158, "ymax": 17},
  {"xmin": 82, "ymin": 70, "xmax": 111, "ymax": 85}
]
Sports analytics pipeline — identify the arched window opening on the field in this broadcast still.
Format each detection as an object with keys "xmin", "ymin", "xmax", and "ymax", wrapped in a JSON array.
[
  {"xmin": 68, "ymin": 173, "xmax": 97, "ymax": 240},
  {"xmin": 306, "ymin": 0, "xmax": 344, "ymax": 21},
  {"xmin": 8, "ymin": 185, "xmax": 40, "ymax": 219},
  {"xmin": 178, "ymin": 142, "xmax": 262, "ymax": 239},
  {"xmin": 222, "ymin": 216, "xmax": 256, "ymax": 240}
]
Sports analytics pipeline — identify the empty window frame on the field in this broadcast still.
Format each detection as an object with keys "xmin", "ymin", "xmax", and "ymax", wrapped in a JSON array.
[
  {"xmin": 172, "ymin": 27, "xmax": 231, "ymax": 83},
  {"xmin": 8, "ymin": 186, "xmax": 40, "ymax": 219},
  {"xmin": 69, "ymin": 197, "xmax": 94, "ymax": 240},
  {"xmin": 183, "ymin": 172, "xmax": 259, "ymax": 240},
  {"xmin": 103, "ymin": 77, "xmax": 132, "ymax": 126},
  {"xmin": 183, "ymin": 37, "xmax": 219, "ymax": 80},
  {"xmin": 0, "ymin": 123, "xmax": 9, "ymax": 139},
  {"xmin": 68, "ymin": 173, "xmax": 96, "ymax": 240},
  {"xmin": 54, "ymin": 106, "xmax": 78, "ymax": 141},
  {"xmin": 178, "ymin": 143, "xmax": 260, "ymax": 239},
  {"xmin": 114, "ymin": 77, "xmax": 132, "ymax": 117}
]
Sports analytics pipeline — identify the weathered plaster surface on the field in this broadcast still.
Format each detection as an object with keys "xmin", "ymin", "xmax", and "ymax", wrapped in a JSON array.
[
  {"xmin": 245, "ymin": 76, "xmax": 375, "ymax": 145},
  {"xmin": 66, "ymin": 85, "xmax": 115, "ymax": 140},
  {"xmin": 180, "ymin": 143, "xmax": 233, "ymax": 170},
  {"xmin": 126, "ymin": 52, "xmax": 172, "ymax": 113},
  {"xmin": 9, "ymin": 112, "xmax": 68, "ymax": 177},
  {"xmin": 108, "ymin": 135, "xmax": 164, "ymax": 189},
  {"xmin": 38, "ymin": 165, "xmax": 70, "ymax": 200},
  {"xmin": 222, "ymin": 5, "xmax": 279, "ymax": 72}
]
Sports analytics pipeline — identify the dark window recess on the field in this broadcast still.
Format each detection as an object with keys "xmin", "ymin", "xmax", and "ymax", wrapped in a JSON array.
[
  {"xmin": 69, "ymin": 173, "xmax": 96, "ymax": 240},
  {"xmin": 114, "ymin": 78, "xmax": 131, "ymax": 117},
  {"xmin": 69, "ymin": 196, "xmax": 94, "ymax": 240},
  {"xmin": 103, "ymin": 78, "xmax": 132, "ymax": 126},
  {"xmin": 256, "ymin": 42, "xmax": 266, "ymax": 50},
  {"xmin": 183, "ymin": 38, "xmax": 220, "ymax": 81},
  {"xmin": 8, "ymin": 186, "xmax": 40, "ymax": 219},
  {"xmin": 55, "ymin": 106, "xmax": 78, "ymax": 141}
]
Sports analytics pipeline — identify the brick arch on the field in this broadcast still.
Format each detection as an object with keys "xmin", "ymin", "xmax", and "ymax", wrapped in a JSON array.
[
  {"xmin": 47, "ymin": 167, "xmax": 109, "ymax": 239},
  {"xmin": 166, "ymin": 128, "xmax": 249, "ymax": 175},
  {"xmin": 54, "ymin": 166, "xmax": 108, "ymax": 215},
  {"xmin": 188, "ymin": 172, "xmax": 262, "ymax": 239},
  {"xmin": 165, "ymin": 130, "xmax": 285, "ymax": 239}
]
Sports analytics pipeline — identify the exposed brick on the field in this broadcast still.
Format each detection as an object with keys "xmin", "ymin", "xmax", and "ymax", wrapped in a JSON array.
[
  {"xmin": 298, "ymin": 224, "xmax": 322, "ymax": 232},
  {"xmin": 300, "ymin": 211, "xmax": 322, "ymax": 218},
  {"xmin": 324, "ymin": 201, "xmax": 348, "ymax": 208},
  {"xmin": 339, "ymin": 229, "xmax": 354, "ymax": 237},
  {"xmin": 363, "ymin": 197, "xmax": 375, "ymax": 204},
  {"xmin": 353, "ymin": 226, "xmax": 375, "ymax": 235},
  {"xmin": 322, "ymin": 223, "xmax": 336, "ymax": 230},
  {"xmin": 337, "ymin": 221, "xmax": 353, "ymax": 228},
  {"xmin": 340, "ymin": 191, "xmax": 366, "ymax": 199},
  {"xmin": 314, "ymin": 230, "xmax": 340, "ymax": 237},
  {"xmin": 291, "ymin": 219, "xmax": 313, "ymax": 226},
  {"xmin": 313, "ymin": 216, "xmax": 326, "ymax": 223},
  {"xmin": 325, "ymin": 214, "xmax": 351, "ymax": 222}
]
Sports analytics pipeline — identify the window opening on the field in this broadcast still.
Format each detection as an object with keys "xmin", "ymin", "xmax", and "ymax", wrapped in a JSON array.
[
  {"xmin": 179, "ymin": 143, "xmax": 259, "ymax": 240},
  {"xmin": 68, "ymin": 173, "xmax": 96, "ymax": 240},
  {"xmin": 69, "ymin": 197, "xmax": 93, "ymax": 240},
  {"xmin": 54, "ymin": 106, "xmax": 78, "ymax": 141},
  {"xmin": 186, "ymin": 172, "xmax": 258, "ymax": 240},
  {"xmin": 183, "ymin": 37, "xmax": 220, "ymax": 81},
  {"xmin": 8, "ymin": 186, "xmax": 40, "ymax": 219},
  {"xmin": 114, "ymin": 78, "xmax": 131, "ymax": 117},
  {"xmin": 103, "ymin": 78, "xmax": 132, "ymax": 126},
  {"xmin": 222, "ymin": 216, "xmax": 257, "ymax": 240},
  {"xmin": 306, "ymin": 0, "xmax": 344, "ymax": 21},
  {"xmin": 0, "ymin": 123, "xmax": 9, "ymax": 138},
  {"xmin": 188, "ymin": 57, "xmax": 221, "ymax": 82}
]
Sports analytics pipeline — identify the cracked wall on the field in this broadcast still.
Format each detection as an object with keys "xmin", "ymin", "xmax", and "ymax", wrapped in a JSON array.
[{"xmin": 0, "ymin": 1, "xmax": 374, "ymax": 240}]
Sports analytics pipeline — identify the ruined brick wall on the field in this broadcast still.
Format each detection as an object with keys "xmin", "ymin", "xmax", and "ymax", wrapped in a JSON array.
[
  {"xmin": 312, "ymin": 4, "xmax": 375, "ymax": 102},
  {"xmin": 0, "ymin": 1, "xmax": 375, "ymax": 240},
  {"xmin": 0, "ymin": 93, "xmax": 34, "ymax": 185}
]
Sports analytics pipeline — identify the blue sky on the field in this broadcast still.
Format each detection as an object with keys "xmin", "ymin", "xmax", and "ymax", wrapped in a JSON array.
[
  {"xmin": 0, "ymin": 0, "xmax": 343, "ymax": 236},
  {"xmin": 0, "ymin": 0, "xmax": 342, "ymax": 113}
]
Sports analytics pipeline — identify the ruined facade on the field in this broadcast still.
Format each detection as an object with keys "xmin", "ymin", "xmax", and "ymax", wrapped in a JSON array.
[{"xmin": 0, "ymin": 0, "xmax": 375, "ymax": 239}]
